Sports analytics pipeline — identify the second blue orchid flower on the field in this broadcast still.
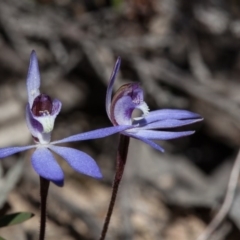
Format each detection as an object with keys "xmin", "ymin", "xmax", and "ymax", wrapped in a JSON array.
[{"xmin": 105, "ymin": 57, "xmax": 203, "ymax": 151}]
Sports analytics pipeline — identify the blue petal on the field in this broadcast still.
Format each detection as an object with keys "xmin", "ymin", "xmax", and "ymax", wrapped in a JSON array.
[
  {"xmin": 141, "ymin": 109, "xmax": 202, "ymax": 124},
  {"xmin": 26, "ymin": 104, "xmax": 43, "ymax": 137},
  {"xmin": 0, "ymin": 145, "xmax": 35, "ymax": 158},
  {"xmin": 51, "ymin": 125, "xmax": 131, "ymax": 145},
  {"xmin": 49, "ymin": 146, "xmax": 102, "ymax": 179},
  {"xmin": 106, "ymin": 57, "xmax": 121, "ymax": 119},
  {"xmin": 137, "ymin": 118, "xmax": 202, "ymax": 129},
  {"xmin": 126, "ymin": 133, "xmax": 164, "ymax": 152},
  {"xmin": 51, "ymin": 99, "xmax": 62, "ymax": 116},
  {"xmin": 26, "ymin": 50, "xmax": 41, "ymax": 107},
  {"xmin": 31, "ymin": 147, "xmax": 64, "ymax": 187},
  {"xmin": 132, "ymin": 129, "xmax": 195, "ymax": 140}
]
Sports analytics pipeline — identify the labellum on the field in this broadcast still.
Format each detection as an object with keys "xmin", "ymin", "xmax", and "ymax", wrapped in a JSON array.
[
  {"xmin": 110, "ymin": 83, "xmax": 149, "ymax": 126},
  {"xmin": 31, "ymin": 94, "xmax": 53, "ymax": 117}
]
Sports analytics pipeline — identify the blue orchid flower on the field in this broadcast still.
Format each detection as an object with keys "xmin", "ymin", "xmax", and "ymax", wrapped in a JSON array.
[
  {"xmin": 106, "ymin": 57, "xmax": 203, "ymax": 152},
  {"xmin": 0, "ymin": 51, "xmax": 129, "ymax": 186}
]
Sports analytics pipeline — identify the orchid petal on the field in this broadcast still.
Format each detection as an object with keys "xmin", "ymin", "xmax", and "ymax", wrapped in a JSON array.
[
  {"xmin": 125, "ymin": 133, "xmax": 164, "ymax": 152},
  {"xmin": 26, "ymin": 104, "xmax": 43, "ymax": 136},
  {"xmin": 106, "ymin": 57, "xmax": 121, "ymax": 119},
  {"xmin": 142, "ymin": 109, "xmax": 202, "ymax": 124},
  {"xmin": 0, "ymin": 145, "xmax": 35, "ymax": 158},
  {"xmin": 136, "ymin": 118, "xmax": 202, "ymax": 129},
  {"xmin": 51, "ymin": 125, "xmax": 132, "ymax": 145},
  {"xmin": 49, "ymin": 146, "xmax": 102, "ymax": 178},
  {"xmin": 132, "ymin": 129, "xmax": 195, "ymax": 140},
  {"xmin": 31, "ymin": 147, "xmax": 64, "ymax": 186},
  {"xmin": 27, "ymin": 50, "xmax": 41, "ymax": 107},
  {"xmin": 51, "ymin": 99, "xmax": 62, "ymax": 116}
]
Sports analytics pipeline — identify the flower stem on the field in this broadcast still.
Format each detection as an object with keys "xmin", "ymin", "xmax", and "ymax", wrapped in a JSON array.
[
  {"xmin": 99, "ymin": 134, "xmax": 130, "ymax": 240},
  {"xmin": 39, "ymin": 176, "xmax": 50, "ymax": 240}
]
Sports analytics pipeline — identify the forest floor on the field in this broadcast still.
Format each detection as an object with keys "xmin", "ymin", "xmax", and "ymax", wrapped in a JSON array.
[{"xmin": 1, "ymin": 0, "xmax": 240, "ymax": 239}]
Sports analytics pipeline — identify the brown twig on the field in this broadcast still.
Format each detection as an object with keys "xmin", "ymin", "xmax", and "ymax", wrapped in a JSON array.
[{"xmin": 196, "ymin": 150, "xmax": 240, "ymax": 240}]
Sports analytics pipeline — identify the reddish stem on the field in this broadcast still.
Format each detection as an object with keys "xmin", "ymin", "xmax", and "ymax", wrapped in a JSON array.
[
  {"xmin": 39, "ymin": 176, "xmax": 50, "ymax": 240},
  {"xmin": 99, "ymin": 134, "xmax": 130, "ymax": 240}
]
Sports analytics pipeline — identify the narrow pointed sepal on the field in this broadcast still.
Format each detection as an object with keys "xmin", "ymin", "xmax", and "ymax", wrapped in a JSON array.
[
  {"xmin": 51, "ymin": 125, "xmax": 132, "ymax": 145},
  {"xmin": 31, "ymin": 147, "xmax": 64, "ymax": 186},
  {"xmin": 126, "ymin": 133, "xmax": 165, "ymax": 152},
  {"xmin": 135, "ymin": 118, "xmax": 202, "ymax": 129},
  {"xmin": 143, "ymin": 109, "xmax": 202, "ymax": 124},
  {"xmin": 131, "ymin": 130, "xmax": 195, "ymax": 140},
  {"xmin": 0, "ymin": 145, "xmax": 35, "ymax": 158},
  {"xmin": 27, "ymin": 50, "xmax": 41, "ymax": 107},
  {"xmin": 49, "ymin": 146, "xmax": 102, "ymax": 179},
  {"xmin": 106, "ymin": 57, "xmax": 121, "ymax": 119}
]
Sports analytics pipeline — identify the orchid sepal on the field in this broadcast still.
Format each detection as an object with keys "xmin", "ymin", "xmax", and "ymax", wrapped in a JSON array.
[
  {"xmin": 106, "ymin": 57, "xmax": 121, "ymax": 119},
  {"xmin": 51, "ymin": 125, "xmax": 132, "ymax": 145}
]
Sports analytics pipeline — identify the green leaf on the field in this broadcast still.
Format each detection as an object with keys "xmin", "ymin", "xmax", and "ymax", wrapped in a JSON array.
[
  {"xmin": 0, "ymin": 236, "xmax": 6, "ymax": 240},
  {"xmin": 111, "ymin": 0, "xmax": 122, "ymax": 8},
  {"xmin": 0, "ymin": 212, "xmax": 34, "ymax": 228}
]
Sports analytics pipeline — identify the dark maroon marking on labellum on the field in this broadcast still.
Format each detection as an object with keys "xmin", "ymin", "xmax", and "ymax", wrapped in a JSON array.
[
  {"xmin": 32, "ymin": 136, "xmax": 39, "ymax": 143},
  {"xmin": 31, "ymin": 94, "xmax": 53, "ymax": 116}
]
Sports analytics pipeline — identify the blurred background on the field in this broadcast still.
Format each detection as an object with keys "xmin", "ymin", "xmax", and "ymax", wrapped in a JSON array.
[{"xmin": 0, "ymin": 0, "xmax": 240, "ymax": 239}]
